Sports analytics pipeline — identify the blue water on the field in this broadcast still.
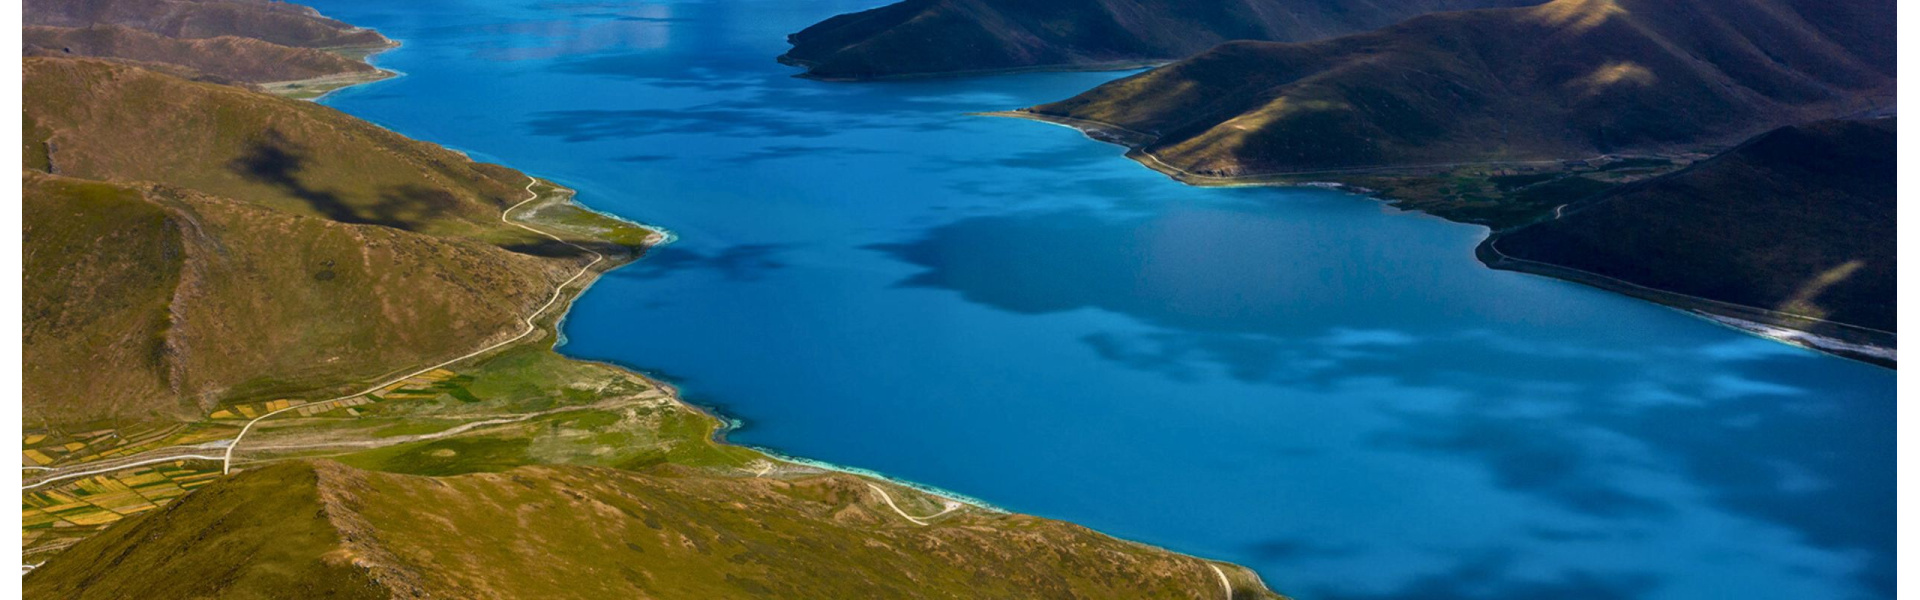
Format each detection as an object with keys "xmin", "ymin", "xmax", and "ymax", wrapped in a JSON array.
[{"xmin": 307, "ymin": 1, "xmax": 1895, "ymax": 597}]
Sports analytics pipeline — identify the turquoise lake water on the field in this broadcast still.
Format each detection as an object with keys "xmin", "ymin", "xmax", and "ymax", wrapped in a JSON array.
[{"xmin": 308, "ymin": 0, "xmax": 1895, "ymax": 597}]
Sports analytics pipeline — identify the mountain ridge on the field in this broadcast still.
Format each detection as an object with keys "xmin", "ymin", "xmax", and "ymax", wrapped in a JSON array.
[
  {"xmin": 26, "ymin": 460, "xmax": 1278, "ymax": 599},
  {"xmin": 780, "ymin": 0, "xmax": 1547, "ymax": 80},
  {"xmin": 1023, "ymin": 0, "xmax": 1893, "ymax": 177}
]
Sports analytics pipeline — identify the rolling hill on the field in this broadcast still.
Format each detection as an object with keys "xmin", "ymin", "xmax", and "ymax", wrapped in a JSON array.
[
  {"xmin": 23, "ymin": 170, "xmax": 569, "ymax": 425},
  {"xmin": 22, "ymin": 58, "xmax": 646, "ymax": 425},
  {"xmin": 780, "ymin": 0, "xmax": 1545, "ymax": 80},
  {"xmin": 1489, "ymin": 118, "xmax": 1896, "ymax": 336},
  {"xmin": 1024, "ymin": 0, "xmax": 1893, "ymax": 176},
  {"xmin": 23, "ymin": 0, "xmax": 391, "ymax": 49},
  {"xmin": 25, "ymin": 461, "xmax": 1276, "ymax": 599},
  {"xmin": 26, "ymin": 57, "xmax": 545, "ymax": 245},
  {"xmin": 25, "ymin": 24, "xmax": 378, "ymax": 83}
]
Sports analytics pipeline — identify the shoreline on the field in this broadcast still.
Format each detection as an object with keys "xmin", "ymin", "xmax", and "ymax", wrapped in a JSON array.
[
  {"xmin": 1476, "ymin": 233, "xmax": 1896, "ymax": 368},
  {"xmin": 778, "ymin": 55, "xmax": 1166, "ymax": 82},
  {"xmin": 512, "ymin": 191, "xmax": 1006, "ymax": 511},
  {"xmin": 987, "ymin": 109, "xmax": 1897, "ymax": 368},
  {"xmin": 259, "ymin": 40, "xmax": 403, "ymax": 101},
  {"xmin": 523, "ymin": 192, "xmax": 1284, "ymax": 596}
]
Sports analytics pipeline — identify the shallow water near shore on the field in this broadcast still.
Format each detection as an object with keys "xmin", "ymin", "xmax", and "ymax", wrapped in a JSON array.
[{"xmin": 309, "ymin": 0, "xmax": 1894, "ymax": 597}]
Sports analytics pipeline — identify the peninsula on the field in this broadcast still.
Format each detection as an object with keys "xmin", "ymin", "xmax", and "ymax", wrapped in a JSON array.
[{"xmin": 20, "ymin": 2, "xmax": 1282, "ymax": 596}]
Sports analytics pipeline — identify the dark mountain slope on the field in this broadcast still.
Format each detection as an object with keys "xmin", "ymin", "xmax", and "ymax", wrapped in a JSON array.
[
  {"xmin": 26, "ymin": 461, "xmax": 1277, "ymax": 599},
  {"xmin": 1491, "ymin": 118, "xmax": 1895, "ymax": 334},
  {"xmin": 25, "ymin": 25, "xmax": 376, "ymax": 83},
  {"xmin": 1025, "ymin": 0, "xmax": 1893, "ymax": 176},
  {"xmin": 780, "ymin": 0, "xmax": 1545, "ymax": 80},
  {"xmin": 23, "ymin": 0, "xmax": 391, "ymax": 48}
]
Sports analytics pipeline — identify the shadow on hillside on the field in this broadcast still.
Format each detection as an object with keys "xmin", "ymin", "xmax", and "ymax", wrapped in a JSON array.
[
  {"xmin": 500, "ymin": 238, "xmax": 634, "ymax": 259},
  {"xmin": 228, "ymin": 130, "xmax": 452, "ymax": 231}
]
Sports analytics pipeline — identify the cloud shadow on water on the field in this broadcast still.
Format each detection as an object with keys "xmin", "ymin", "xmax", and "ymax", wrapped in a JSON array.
[
  {"xmin": 868, "ymin": 205, "xmax": 1894, "ymax": 596},
  {"xmin": 611, "ymin": 243, "xmax": 788, "ymax": 282}
]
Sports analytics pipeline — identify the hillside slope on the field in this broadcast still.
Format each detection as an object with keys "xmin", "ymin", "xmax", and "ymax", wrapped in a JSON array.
[
  {"xmin": 1490, "ymin": 118, "xmax": 1896, "ymax": 334},
  {"xmin": 23, "ymin": 0, "xmax": 391, "ymax": 48},
  {"xmin": 1026, "ymin": 0, "xmax": 1893, "ymax": 176},
  {"xmin": 22, "ymin": 58, "xmax": 648, "ymax": 424},
  {"xmin": 26, "ymin": 461, "xmax": 1276, "ymax": 599},
  {"xmin": 781, "ymin": 0, "xmax": 1543, "ymax": 80},
  {"xmin": 24, "ymin": 172, "xmax": 565, "ymax": 425},
  {"xmin": 25, "ymin": 24, "xmax": 376, "ymax": 83},
  {"xmin": 26, "ymin": 57, "xmax": 553, "ymax": 245}
]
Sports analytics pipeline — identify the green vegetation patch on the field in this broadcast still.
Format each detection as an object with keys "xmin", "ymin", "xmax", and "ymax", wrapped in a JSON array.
[{"xmin": 336, "ymin": 436, "xmax": 534, "ymax": 476}]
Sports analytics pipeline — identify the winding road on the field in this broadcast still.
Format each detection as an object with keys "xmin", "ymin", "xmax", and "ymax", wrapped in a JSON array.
[
  {"xmin": 865, "ymin": 483, "xmax": 962, "ymax": 526},
  {"xmin": 219, "ymin": 178, "xmax": 608, "ymax": 474}
]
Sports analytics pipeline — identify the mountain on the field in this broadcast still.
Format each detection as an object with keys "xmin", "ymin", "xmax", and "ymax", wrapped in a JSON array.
[
  {"xmin": 23, "ymin": 0, "xmax": 391, "ymax": 49},
  {"xmin": 780, "ymin": 0, "xmax": 1545, "ymax": 80},
  {"xmin": 1489, "ymin": 118, "xmax": 1895, "ymax": 337},
  {"xmin": 25, "ymin": 460, "xmax": 1276, "ymax": 599},
  {"xmin": 25, "ymin": 24, "xmax": 377, "ymax": 83},
  {"xmin": 1023, "ymin": 0, "xmax": 1893, "ymax": 177},
  {"xmin": 23, "ymin": 58, "xmax": 638, "ymax": 425}
]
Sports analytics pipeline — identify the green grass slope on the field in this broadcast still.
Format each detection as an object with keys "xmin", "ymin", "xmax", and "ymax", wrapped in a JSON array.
[
  {"xmin": 26, "ymin": 24, "xmax": 376, "ymax": 83},
  {"xmin": 1491, "ymin": 118, "xmax": 1896, "ymax": 333},
  {"xmin": 28, "ymin": 461, "xmax": 1280, "ymax": 599},
  {"xmin": 22, "ymin": 58, "xmax": 657, "ymax": 425},
  {"xmin": 780, "ymin": 0, "xmax": 1543, "ymax": 80},
  {"xmin": 23, "ymin": 171, "xmax": 565, "ymax": 425},
  {"xmin": 22, "ymin": 462, "xmax": 388, "ymax": 600},
  {"xmin": 1027, "ymin": 0, "xmax": 1893, "ymax": 176},
  {"xmin": 23, "ymin": 174, "xmax": 188, "ymax": 424},
  {"xmin": 24, "ymin": 0, "xmax": 391, "ymax": 49}
]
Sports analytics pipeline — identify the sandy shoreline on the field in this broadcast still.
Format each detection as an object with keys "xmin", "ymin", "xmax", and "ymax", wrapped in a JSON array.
[{"xmin": 259, "ymin": 41, "xmax": 403, "ymax": 101}]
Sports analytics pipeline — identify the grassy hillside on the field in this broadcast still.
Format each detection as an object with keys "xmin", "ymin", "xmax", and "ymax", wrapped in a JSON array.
[
  {"xmin": 24, "ymin": 57, "xmax": 553, "ymax": 244},
  {"xmin": 781, "ymin": 0, "xmax": 1543, "ymax": 80},
  {"xmin": 27, "ymin": 461, "xmax": 1277, "ymax": 599},
  {"xmin": 22, "ymin": 462, "xmax": 388, "ymax": 599},
  {"xmin": 26, "ymin": 24, "xmax": 376, "ymax": 83},
  {"xmin": 1027, "ymin": 0, "xmax": 1893, "ymax": 176},
  {"xmin": 23, "ymin": 169, "xmax": 568, "ymax": 425},
  {"xmin": 23, "ymin": 0, "xmax": 391, "ymax": 48},
  {"xmin": 1491, "ymin": 118, "xmax": 1896, "ymax": 333},
  {"xmin": 22, "ymin": 58, "xmax": 659, "ymax": 424},
  {"xmin": 22, "ymin": 174, "xmax": 189, "ymax": 423}
]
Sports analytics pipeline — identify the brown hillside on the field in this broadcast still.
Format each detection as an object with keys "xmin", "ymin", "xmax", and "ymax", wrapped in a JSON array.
[
  {"xmin": 1028, "ymin": 0, "xmax": 1894, "ymax": 176},
  {"xmin": 25, "ymin": 24, "xmax": 375, "ymax": 83},
  {"xmin": 23, "ymin": 0, "xmax": 391, "ymax": 48},
  {"xmin": 25, "ymin": 57, "xmax": 557, "ymax": 247},
  {"xmin": 26, "ymin": 461, "xmax": 1277, "ymax": 599}
]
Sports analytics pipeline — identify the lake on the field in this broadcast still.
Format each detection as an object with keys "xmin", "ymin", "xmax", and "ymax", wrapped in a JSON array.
[{"xmin": 309, "ymin": 0, "xmax": 1896, "ymax": 597}]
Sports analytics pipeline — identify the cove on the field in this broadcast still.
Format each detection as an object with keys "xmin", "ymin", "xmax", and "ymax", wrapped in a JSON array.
[{"xmin": 306, "ymin": 0, "xmax": 1895, "ymax": 597}]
